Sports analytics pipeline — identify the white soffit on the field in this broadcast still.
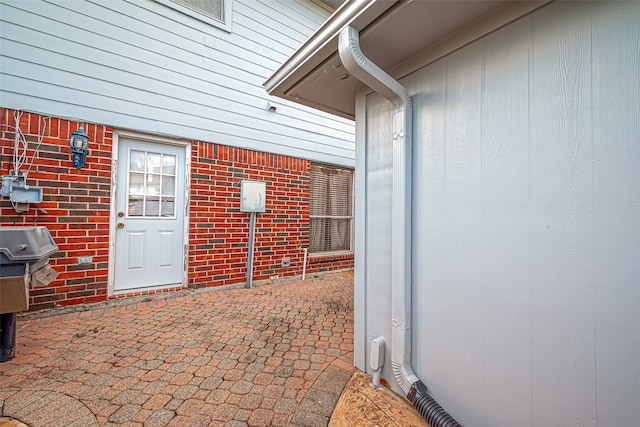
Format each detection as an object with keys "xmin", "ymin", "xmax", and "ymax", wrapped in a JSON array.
[{"xmin": 265, "ymin": 0, "xmax": 549, "ymax": 120}]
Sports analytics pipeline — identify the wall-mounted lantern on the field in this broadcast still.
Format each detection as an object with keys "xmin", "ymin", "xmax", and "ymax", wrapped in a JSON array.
[{"xmin": 70, "ymin": 124, "xmax": 89, "ymax": 169}]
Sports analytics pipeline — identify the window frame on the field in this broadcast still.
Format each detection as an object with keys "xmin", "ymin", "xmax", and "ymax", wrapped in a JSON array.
[
  {"xmin": 155, "ymin": 0, "xmax": 233, "ymax": 32},
  {"xmin": 308, "ymin": 163, "xmax": 354, "ymax": 256}
]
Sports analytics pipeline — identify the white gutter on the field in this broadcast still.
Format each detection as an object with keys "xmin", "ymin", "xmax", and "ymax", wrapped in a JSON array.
[
  {"xmin": 264, "ymin": 0, "xmax": 397, "ymax": 94},
  {"xmin": 338, "ymin": 25, "xmax": 417, "ymax": 394}
]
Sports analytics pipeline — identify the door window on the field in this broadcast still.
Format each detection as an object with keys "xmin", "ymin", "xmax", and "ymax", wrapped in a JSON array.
[{"xmin": 127, "ymin": 149, "xmax": 177, "ymax": 218}]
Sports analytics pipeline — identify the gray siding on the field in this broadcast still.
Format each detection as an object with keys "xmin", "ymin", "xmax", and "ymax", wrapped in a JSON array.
[
  {"xmin": 363, "ymin": 97, "xmax": 393, "ymax": 367},
  {"xmin": 358, "ymin": 1, "xmax": 640, "ymax": 426},
  {"xmin": 0, "ymin": 0, "xmax": 355, "ymax": 166}
]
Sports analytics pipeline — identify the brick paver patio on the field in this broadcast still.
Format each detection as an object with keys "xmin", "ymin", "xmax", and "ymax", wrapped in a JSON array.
[{"xmin": 0, "ymin": 272, "xmax": 354, "ymax": 427}]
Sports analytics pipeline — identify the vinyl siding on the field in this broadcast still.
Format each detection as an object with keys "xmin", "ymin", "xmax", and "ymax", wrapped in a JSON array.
[{"xmin": 0, "ymin": 0, "xmax": 355, "ymax": 167}]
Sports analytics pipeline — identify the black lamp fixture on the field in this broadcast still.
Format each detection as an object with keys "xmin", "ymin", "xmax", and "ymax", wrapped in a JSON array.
[{"xmin": 70, "ymin": 124, "xmax": 89, "ymax": 169}]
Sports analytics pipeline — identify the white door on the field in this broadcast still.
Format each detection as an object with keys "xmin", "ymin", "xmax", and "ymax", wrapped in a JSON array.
[{"xmin": 114, "ymin": 139, "xmax": 185, "ymax": 291}]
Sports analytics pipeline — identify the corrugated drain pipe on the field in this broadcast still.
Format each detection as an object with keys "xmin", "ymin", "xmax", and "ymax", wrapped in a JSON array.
[{"xmin": 338, "ymin": 25, "xmax": 461, "ymax": 427}]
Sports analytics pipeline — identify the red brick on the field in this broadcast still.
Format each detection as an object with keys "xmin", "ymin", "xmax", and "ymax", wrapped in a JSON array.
[{"xmin": 1, "ymin": 109, "xmax": 351, "ymax": 309}]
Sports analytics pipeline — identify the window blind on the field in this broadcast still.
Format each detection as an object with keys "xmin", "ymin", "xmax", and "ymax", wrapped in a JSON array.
[
  {"xmin": 170, "ymin": 0, "xmax": 224, "ymax": 22},
  {"xmin": 309, "ymin": 164, "xmax": 353, "ymax": 253}
]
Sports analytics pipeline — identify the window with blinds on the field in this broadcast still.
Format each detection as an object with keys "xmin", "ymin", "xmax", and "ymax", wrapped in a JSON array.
[
  {"xmin": 309, "ymin": 164, "xmax": 353, "ymax": 254},
  {"xmin": 170, "ymin": 0, "xmax": 224, "ymax": 22},
  {"xmin": 156, "ymin": 0, "xmax": 231, "ymax": 31}
]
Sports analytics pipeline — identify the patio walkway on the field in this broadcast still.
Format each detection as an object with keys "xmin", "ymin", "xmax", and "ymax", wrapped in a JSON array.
[{"xmin": 0, "ymin": 272, "xmax": 355, "ymax": 427}]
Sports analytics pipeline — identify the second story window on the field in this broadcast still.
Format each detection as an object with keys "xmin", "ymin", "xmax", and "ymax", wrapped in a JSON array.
[
  {"xmin": 156, "ymin": 0, "xmax": 232, "ymax": 32},
  {"xmin": 172, "ymin": 0, "xmax": 223, "ymax": 22}
]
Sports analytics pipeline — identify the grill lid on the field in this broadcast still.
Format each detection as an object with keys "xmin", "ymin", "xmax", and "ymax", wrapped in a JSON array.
[{"xmin": 0, "ymin": 226, "xmax": 59, "ymax": 263}]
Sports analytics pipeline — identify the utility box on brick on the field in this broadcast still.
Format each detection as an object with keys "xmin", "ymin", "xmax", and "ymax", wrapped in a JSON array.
[{"xmin": 240, "ymin": 180, "xmax": 266, "ymax": 213}]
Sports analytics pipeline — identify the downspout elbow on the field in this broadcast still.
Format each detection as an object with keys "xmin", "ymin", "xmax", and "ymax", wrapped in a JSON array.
[{"xmin": 338, "ymin": 26, "xmax": 410, "ymax": 110}]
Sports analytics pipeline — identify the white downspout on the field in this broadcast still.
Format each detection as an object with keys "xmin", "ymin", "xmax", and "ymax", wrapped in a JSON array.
[{"xmin": 338, "ymin": 25, "xmax": 417, "ymax": 394}]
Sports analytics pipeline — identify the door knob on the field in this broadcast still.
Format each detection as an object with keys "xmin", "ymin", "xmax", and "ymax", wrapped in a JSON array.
[{"xmin": 117, "ymin": 222, "xmax": 125, "ymax": 229}]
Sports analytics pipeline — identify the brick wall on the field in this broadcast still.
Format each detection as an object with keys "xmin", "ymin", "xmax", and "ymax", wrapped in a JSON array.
[
  {"xmin": 0, "ymin": 109, "xmax": 353, "ymax": 311},
  {"xmin": 0, "ymin": 109, "xmax": 112, "ymax": 311}
]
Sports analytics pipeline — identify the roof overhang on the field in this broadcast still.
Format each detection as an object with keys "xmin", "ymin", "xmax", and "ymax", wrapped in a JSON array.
[{"xmin": 265, "ymin": 0, "xmax": 550, "ymax": 120}]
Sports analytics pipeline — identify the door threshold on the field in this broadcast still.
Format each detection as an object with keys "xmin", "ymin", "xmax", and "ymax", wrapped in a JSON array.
[{"xmin": 112, "ymin": 282, "xmax": 184, "ymax": 296}]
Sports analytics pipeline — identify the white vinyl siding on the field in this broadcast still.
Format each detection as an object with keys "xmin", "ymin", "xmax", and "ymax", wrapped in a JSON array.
[
  {"xmin": 0, "ymin": 0, "xmax": 355, "ymax": 167},
  {"xmin": 309, "ymin": 164, "xmax": 353, "ymax": 254}
]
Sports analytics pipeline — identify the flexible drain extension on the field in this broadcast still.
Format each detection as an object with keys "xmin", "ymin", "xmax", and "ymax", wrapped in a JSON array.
[{"xmin": 408, "ymin": 381, "xmax": 462, "ymax": 427}]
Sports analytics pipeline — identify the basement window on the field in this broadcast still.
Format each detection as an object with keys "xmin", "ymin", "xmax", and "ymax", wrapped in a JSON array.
[
  {"xmin": 156, "ymin": 0, "xmax": 233, "ymax": 32},
  {"xmin": 309, "ymin": 164, "xmax": 353, "ymax": 254}
]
